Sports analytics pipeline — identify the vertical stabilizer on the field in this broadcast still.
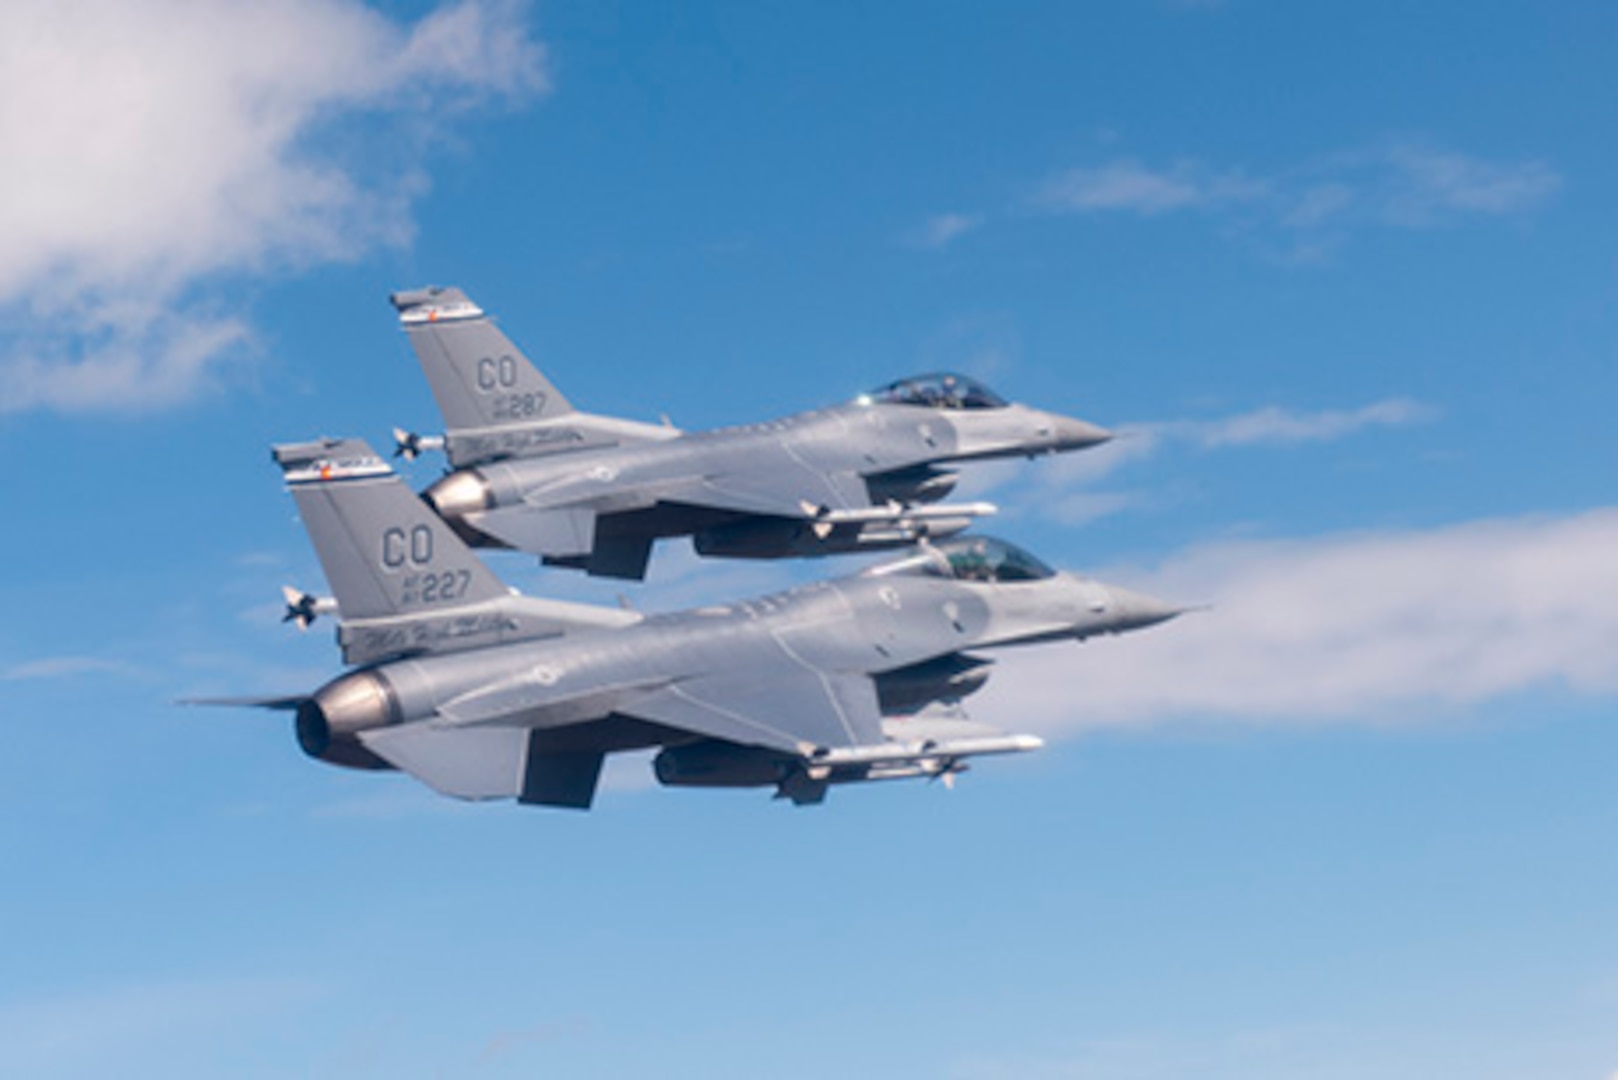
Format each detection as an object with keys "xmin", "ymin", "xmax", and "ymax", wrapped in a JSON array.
[
  {"xmin": 391, "ymin": 286, "xmax": 573, "ymax": 455},
  {"xmin": 391, "ymin": 285, "xmax": 681, "ymax": 467},
  {"xmin": 272, "ymin": 437, "xmax": 510, "ymax": 622}
]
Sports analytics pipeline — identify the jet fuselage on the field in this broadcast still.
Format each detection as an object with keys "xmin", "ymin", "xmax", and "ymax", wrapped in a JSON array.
[
  {"xmin": 301, "ymin": 550, "xmax": 1176, "ymax": 770},
  {"xmin": 426, "ymin": 398, "xmax": 1109, "ymax": 559}
]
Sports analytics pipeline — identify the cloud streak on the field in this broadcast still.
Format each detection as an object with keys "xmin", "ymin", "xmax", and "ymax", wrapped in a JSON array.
[
  {"xmin": 979, "ymin": 508, "xmax": 1618, "ymax": 733},
  {"xmin": 0, "ymin": 0, "xmax": 548, "ymax": 414},
  {"xmin": 3, "ymin": 656, "xmax": 148, "ymax": 682},
  {"xmin": 1180, "ymin": 398, "xmax": 1433, "ymax": 447},
  {"xmin": 1026, "ymin": 141, "xmax": 1559, "ymax": 254},
  {"xmin": 1008, "ymin": 398, "xmax": 1430, "ymax": 525},
  {"xmin": 912, "ymin": 212, "xmax": 985, "ymax": 249},
  {"xmin": 1036, "ymin": 158, "xmax": 1266, "ymax": 216},
  {"xmin": 921, "ymin": 141, "xmax": 1555, "ymax": 262}
]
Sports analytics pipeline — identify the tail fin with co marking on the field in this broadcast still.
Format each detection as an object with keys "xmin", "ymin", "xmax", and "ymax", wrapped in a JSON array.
[{"xmin": 272, "ymin": 436, "xmax": 511, "ymax": 623}]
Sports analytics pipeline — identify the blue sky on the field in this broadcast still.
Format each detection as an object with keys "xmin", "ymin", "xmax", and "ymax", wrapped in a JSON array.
[{"xmin": 2, "ymin": 1, "xmax": 1616, "ymax": 1076}]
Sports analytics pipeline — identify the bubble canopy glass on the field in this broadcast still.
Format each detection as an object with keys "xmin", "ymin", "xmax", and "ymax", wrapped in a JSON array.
[
  {"xmin": 869, "ymin": 536, "xmax": 1057, "ymax": 583},
  {"xmin": 865, "ymin": 372, "xmax": 1009, "ymax": 410}
]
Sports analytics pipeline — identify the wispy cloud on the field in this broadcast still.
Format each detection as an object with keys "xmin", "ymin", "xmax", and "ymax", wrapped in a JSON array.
[
  {"xmin": 1028, "ymin": 141, "xmax": 1560, "ymax": 252},
  {"xmin": 3, "ymin": 656, "xmax": 148, "ymax": 682},
  {"xmin": 1176, "ymin": 398, "xmax": 1433, "ymax": 447},
  {"xmin": 980, "ymin": 508, "xmax": 1618, "ymax": 733},
  {"xmin": 912, "ymin": 212, "xmax": 985, "ymax": 249},
  {"xmin": 1036, "ymin": 159, "xmax": 1266, "ymax": 216},
  {"xmin": 1008, "ymin": 398, "xmax": 1431, "ymax": 525},
  {"xmin": 0, "ymin": 0, "xmax": 548, "ymax": 414},
  {"xmin": 1374, "ymin": 144, "xmax": 1563, "ymax": 224},
  {"xmin": 0, "ymin": 306, "xmax": 250, "ymax": 413}
]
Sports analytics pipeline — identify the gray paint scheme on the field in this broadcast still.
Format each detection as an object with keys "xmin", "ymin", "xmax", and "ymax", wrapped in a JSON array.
[
  {"xmin": 272, "ymin": 437, "xmax": 638, "ymax": 667},
  {"xmin": 390, "ymin": 286, "xmax": 1112, "ymax": 580},
  {"xmin": 229, "ymin": 439, "xmax": 1181, "ymax": 809}
]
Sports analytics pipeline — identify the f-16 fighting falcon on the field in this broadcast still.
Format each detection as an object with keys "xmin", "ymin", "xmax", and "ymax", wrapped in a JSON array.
[
  {"xmin": 200, "ymin": 438, "xmax": 1181, "ymax": 810},
  {"xmin": 388, "ymin": 286, "xmax": 1113, "ymax": 580}
]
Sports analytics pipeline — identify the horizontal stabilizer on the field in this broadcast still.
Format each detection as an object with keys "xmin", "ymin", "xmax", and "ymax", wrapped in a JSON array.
[
  {"xmin": 467, "ymin": 504, "xmax": 595, "ymax": 557},
  {"xmin": 359, "ymin": 722, "xmax": 528, "ymax": 800},
  {"xmin": 358, "ymin": 722, "xmax": 606, "ymax": 808},
  {"xmin": 470, "ymin": 505, "xmax": 654, "ymax": 580},
  {"xmin": 390, "ymin": 286, "xmax": 484, "ymax": 323}
]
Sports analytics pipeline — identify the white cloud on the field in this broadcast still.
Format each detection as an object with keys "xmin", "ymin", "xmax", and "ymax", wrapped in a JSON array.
[
  {"xmin": 1179, "ymin": 398, "xmax": 1432, "ymax": 447},
  {"xmin": 0, "ymin": 305, "xmax": 249, "ymax": 413},
  {"xmin": 1032, "ymin": 142, "xmax": 1560, "ymax": 248},
  {"xmin": 1009, "ymin": 398, "xmax": 1430, "ymax": 525},
  {"xmin": 978, "ymin": 509, "xmax": 1618, "ymax": 734},
  {"xmin": 1036, "ymin": 159, "xmax": 1264, "ymax": 216},
  {"xmin": 3, "ymin": 656, "xmax": 147, "ymax": 681},
  {"xmin": 1035, "ymin": 489, "xmax": 1144, "ymax": 528},
  {"xmin": 913, "ymin": 212, "xmax": 984, "ymax": 249},
  {"xmin": 1379, "ymin": 145, "xmax": 1563, "ymax": 223},
  {"xmin": 0, "ymin": 0, "xmax": 547, "ymax": 414},
  {"xmin": 1278, "ymin": 181, "xmax": 1357, "ymax": 229}
]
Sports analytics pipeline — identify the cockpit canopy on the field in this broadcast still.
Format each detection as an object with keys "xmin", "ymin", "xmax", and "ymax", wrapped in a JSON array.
[
  {"xmin": 870, "ymin": 536, "xmax": 1057, "ymax": 583},
  {"xmin": 866, "ymin": 372, "xmax": 1008, "ymax": 411}
]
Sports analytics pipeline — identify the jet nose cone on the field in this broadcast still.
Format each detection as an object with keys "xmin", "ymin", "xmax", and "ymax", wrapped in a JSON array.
[
  {"xmin": 1104, "ymin": 585, "xmax": 1185, "ymax": 631},
  {"xmin": 1050, "ymin": 415, "xmax": 1113, "ymax": 451}
]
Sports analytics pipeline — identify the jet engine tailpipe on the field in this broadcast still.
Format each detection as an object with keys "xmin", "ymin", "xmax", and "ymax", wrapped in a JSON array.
[
  {"xmin": 294, "ymin": 671, "xmax": 398, "ymax": 771},
  {"xmin": 422, "ymin": 470, "xmax": 497, "ymax": 547}
]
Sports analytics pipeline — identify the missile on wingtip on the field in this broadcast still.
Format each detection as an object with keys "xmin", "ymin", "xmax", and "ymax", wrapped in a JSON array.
[
  {"xmin": 801, "ymin": 499, "xmax": 998, "ymax": 539},
  {"xmin": 806, "ymin": 732, "xmax": 1044, "ymax": 771}
]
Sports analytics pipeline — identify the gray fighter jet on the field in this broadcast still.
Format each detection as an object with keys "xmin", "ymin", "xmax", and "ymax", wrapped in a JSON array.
[
  {"xmin": 199, "ymin": 438, "xmax": 1180, "ymax": 809},
  {"xmin": 388, "ymin": 286, "xmax": 1112, "ymax": 580}
]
